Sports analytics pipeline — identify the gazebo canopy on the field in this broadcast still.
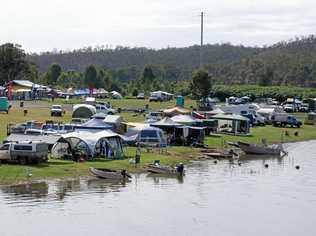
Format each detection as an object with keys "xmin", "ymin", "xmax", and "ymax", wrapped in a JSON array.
[
  {"xmin": 150, "ymin": 117, "xmax": 182, "ymax": 127},
  {"xmin": 171, "ymin": 114, "xmax": 197, "ymax": 124}
]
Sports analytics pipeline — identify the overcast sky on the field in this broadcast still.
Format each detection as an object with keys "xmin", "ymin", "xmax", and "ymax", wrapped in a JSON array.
[{"xmin": 1, "ymin": 0, "xmax": 315, "ymax": 52}]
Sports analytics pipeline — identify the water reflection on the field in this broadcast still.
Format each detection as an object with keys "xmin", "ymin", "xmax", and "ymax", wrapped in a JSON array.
[
  {"xmin": 146, "ymin": 173, "xmax": 184, "ymax": 184},
  {"xmin": 0, "ymin": 141, "xmax": 315, "ymax": 236},
  {"xmin": 1, "ymin": 182, "xmax": 48, "ymax": 200}
]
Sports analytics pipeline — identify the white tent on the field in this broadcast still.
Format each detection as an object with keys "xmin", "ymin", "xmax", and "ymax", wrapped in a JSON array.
[
  {"xmin": 171, "ymin": 115, "xmax": 197, "ymax": 125},
  {"xmin": 111, "ymin": 91, "xmax": 123, "ymax": 99},
  {"xmin": 52, "ymin": 129, "xmax": 123, "ymax": 159}
]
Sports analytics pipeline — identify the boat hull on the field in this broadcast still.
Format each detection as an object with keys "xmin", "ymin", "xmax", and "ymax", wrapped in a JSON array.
[
  {"xmin": 237, "ymin": 142, "xmax": 281, "ymax": 155},
  {"xmin": 90, "ymin": 167, "xmax": 129, "ymax": 180},
  {"xmin": 146, "ymin": 164, "xmax": 184, "ymax": 176}
]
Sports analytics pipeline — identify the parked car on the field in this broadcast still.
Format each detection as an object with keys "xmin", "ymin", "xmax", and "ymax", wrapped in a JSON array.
[
  {"xmin": 271, "ymin": 113, "xmax": 302, "ymax": 128},
  {"xmin": 149, "ymin": 95, "xmax": 160, "ymax": 102},
  {"xmin": 0, "ymin": 142, "xmax": 48, "ymax": 164},
  {"xmin": 145, "ymin": 111, "xmax": 163, "ymax": 121},
  {"xmin": 95, "ymin": 104, "xmax": 116, "ymax": 115},
  {"xmin": 283, "ymin": 104, "xmax": 295, "ymax": 113},
  {"xmin": 51, "ymin": 105, "xmax": 63, "ymax": 116},
  {"xmin": 137, "ymin": 93, "xmax": 145, "ymax": 99},
  {"xmin": 299, "ymin": 103, "xmax": 309, "ymax": 112}
]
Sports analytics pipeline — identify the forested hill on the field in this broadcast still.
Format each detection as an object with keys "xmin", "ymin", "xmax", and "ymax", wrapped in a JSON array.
[
  {"xmin": 27, "ymin": 44, "xmax": 258, "ymax": 79},
  {"xmin": 28, "ymin": 36, "xmax": 316, "ymax": 86},
  {"xmin": 206, "ymin": 36, "xmax": 316, "ymax": 86}
]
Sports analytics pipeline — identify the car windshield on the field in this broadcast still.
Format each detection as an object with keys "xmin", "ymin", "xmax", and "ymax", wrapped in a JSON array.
[{"xmin": 52, "ymin": 105, "xmax": 61, "ymax": 109}]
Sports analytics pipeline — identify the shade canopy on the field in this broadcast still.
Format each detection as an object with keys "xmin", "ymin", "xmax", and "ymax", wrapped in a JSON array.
[
  {"xmin": 171, "ymin": 115, "xmax": 197, "ymax": 124},
  {"xmin": 150, "ymin": 117, "xmax": 182, "ymax": 127}
]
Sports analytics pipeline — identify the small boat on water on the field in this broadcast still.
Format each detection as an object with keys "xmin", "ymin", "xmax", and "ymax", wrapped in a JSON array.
[
  {"xmin": 89, "ymin": 167, "xmax": 132, "ymax": 180},
  {"xmin": 236, "ymin": 141, "xmax": 285, "ymax": 155},
  {"xmin": 146, "ymin": 163, "xmax": 185, "ymax": 176}
]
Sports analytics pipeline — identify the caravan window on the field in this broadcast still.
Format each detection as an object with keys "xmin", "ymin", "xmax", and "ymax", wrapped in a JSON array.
[
  {"xmin": 141, "ymin": 130, "xmax": 158, "ymax": 138},
  {"xmin": 13, "ymin": 145, "xmax": 32, "ymax": 151},
  {"xmin": 0, "ymin": 144, "xmax": 9, "ymax": 150}
]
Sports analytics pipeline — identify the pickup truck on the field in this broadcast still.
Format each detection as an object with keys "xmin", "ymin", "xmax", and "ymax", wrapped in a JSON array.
[
  {"xmin": 271, "ymin": 113, "xmax": 302, "ymax": 128},
  {"xmin": 0, "ymin": 142, "xmax": 49, "ymax": 164}
]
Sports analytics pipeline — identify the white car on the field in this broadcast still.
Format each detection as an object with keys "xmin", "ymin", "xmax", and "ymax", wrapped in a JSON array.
[
  {"xmin": 51, "ymin": 105, "xmax": 63, "ymax": 116},
  {"xmin": 96, "ymin": 104, "xmax": 116, "ymax": 115},
  {"xmin": 145, "ymin": 111, "xmax": 163, "ymax": 121}
]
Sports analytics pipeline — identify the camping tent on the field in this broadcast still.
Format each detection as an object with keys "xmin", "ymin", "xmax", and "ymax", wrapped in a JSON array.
[
  {"xmin": 72, "ymin": 104, "xmax": 96, "ymax": 118},
  {"xmin": 124, "ymin": 124, "xmax": 166, "ymax": 147},
  {"xmin": 52, "ymin": 130, "xmax": 123, "ymax": 159},
  {"xmin": 111, "ymin": 91, "xmax": 123, "ymax": 99}
]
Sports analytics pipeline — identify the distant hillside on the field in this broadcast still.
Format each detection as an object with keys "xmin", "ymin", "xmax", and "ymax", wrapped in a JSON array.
[
  {"xmin": 207, "ymin": 36, "xmax": 316, "ymax": 87},
  {"xmin": 27, "ymin": 44, "xmax": 259, "ymax": 81},
  {"xmin": 28, "ymin": 36, "xmax": 316, "ymax": 86}
]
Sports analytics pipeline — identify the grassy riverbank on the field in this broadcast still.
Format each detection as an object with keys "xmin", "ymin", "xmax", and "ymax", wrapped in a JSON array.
[
  {"xmin": 0, "ymin": 147, "xmax": 197, "ymax": 185},
  {"xmin": 1, "ymin": 99, "xmax": 316, "ymax": 184}
]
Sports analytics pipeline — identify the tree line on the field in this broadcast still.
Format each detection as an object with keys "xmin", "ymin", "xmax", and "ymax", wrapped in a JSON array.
[{"xmin": 1, "ymin": 36, "xmax": 316, "ymax": 99}]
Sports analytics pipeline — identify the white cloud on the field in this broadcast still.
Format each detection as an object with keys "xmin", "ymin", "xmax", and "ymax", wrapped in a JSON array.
[{"xmin": 0, "ymin": 0, "xmax": 315, "ymax": 52}]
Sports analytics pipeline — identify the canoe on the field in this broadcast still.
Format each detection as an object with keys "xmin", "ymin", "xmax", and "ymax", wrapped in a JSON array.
[
  {"xmin": 146, "ymin": 164, "xmax": 185, "ymax": 176},
  {"xmin": 89, "ymin": 167, "xmax": 131, "ymax": 180},
  {"xmin": 237, "ymin": 141, "xmax": 283, "ymax": 155}
]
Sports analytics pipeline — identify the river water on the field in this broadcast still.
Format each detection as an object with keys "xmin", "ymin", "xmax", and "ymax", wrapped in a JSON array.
[{"xmin": 1, "ymin": 141, "xmax": 316, "ymax": 236}]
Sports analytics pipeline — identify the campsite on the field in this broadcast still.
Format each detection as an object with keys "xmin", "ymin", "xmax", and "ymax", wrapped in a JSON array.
[{"xmin": 1, "ymin": 92, "xmax": 316, "ymax": 184}]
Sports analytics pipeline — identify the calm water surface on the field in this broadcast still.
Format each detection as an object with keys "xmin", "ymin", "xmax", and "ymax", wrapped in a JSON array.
[{"xmin": 1, "ymin": 141, "xmax": 316, "ymax": 236}]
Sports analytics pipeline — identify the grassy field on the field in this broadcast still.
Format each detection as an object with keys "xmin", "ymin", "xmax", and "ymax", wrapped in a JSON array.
[{"xmin": 0, "ymin": 98, "xmax": 315, "ymax": 184}]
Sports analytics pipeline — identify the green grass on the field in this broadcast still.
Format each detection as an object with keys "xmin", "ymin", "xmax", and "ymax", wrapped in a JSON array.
[{"xmin": 0, "ymin": 146, "xmax": 195, "ymax": 185}]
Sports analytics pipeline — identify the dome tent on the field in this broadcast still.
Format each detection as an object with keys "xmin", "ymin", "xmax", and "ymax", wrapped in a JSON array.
[{"xmin": 72, "ymin": 104, "xmax": 96, "ymax": 119}]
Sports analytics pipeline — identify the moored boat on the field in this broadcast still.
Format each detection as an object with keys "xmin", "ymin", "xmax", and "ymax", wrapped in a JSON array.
[
  {"xmin": 146, "ymin": 163, "xmax": 185, "ymax": 176},
  {"xmin": 89, "ymin": 167, "xmax": 132, "ymax": 180},
  {"xmin": 237, "ymin": 141, "xmax": 284, "ymax": 155}
]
